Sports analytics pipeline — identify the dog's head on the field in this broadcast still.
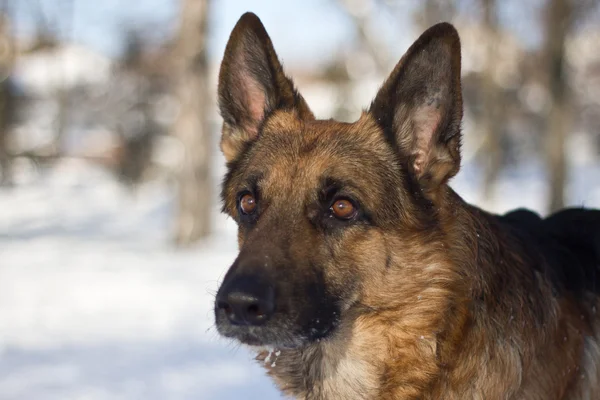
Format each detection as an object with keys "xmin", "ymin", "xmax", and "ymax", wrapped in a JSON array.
[{"xmin": 214, "ymin": 13, "xmax": 463, "ymax": 348}]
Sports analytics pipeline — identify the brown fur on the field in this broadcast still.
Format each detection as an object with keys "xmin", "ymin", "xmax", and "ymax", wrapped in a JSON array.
[{"xmin": 214, "ymin": 12, "xmax": 600, "ymax": 399}]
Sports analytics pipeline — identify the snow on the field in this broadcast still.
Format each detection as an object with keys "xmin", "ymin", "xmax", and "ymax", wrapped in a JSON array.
[
  {"xmin": 0, "ymin": 159, "xmax": 281, "ymax": 399},
  {"xmin": 1, "ymin": 146, "xmax": 599, "ymax": 399}
]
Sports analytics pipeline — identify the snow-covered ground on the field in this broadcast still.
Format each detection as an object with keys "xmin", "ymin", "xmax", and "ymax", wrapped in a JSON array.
[
  {"xmin": 1, "ymin": 151, "xmax": 599, "ymax": 399},
  {"xmin": 0, "ymin": 158, "xmax": 281, "ymax": 399}
]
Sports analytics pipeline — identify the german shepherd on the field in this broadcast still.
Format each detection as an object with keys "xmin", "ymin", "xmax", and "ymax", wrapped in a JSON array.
[{"xmin": 214, "ymin": 12, "xmax": 600, "ymax": 399}]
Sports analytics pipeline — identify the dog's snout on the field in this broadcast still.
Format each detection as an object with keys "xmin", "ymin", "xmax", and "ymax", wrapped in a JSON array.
[{"xmin": 217, "ymin": 275, "xmax": 275, "ymax": 326}]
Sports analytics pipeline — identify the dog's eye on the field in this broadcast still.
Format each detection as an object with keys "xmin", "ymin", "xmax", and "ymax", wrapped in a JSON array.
[
  {"xmin": 239, "ymin": 193, "xmax": 257, "ymax": 215},
  {"xmin": 331, "ymin": 198, "xmax": 357, "ymax": 220}
]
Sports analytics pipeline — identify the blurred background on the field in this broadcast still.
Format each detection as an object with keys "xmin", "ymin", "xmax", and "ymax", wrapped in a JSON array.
[{"xmin": 1, "ymin": 0, "xmax": 599, "ymax": 398}]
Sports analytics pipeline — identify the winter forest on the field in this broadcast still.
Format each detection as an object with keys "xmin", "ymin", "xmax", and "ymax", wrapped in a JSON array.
[{"xmin": 1, "ymin": 0, "xmax": 600, "ymax": 398}]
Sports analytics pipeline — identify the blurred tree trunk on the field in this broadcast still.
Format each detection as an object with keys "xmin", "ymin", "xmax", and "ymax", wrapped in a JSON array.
[
  {"xmin": 52, "ymin": 0, "xmax": 74, "ymax": 158},
  {"xmin": 0, "ymin": 12, "xmax": 13, "ymax": 186},
  {"xmin": 544, "ymin": 0, "xmax": 572, "ymax": 212},
  {"xmin": 481, "ymin": 0, "xmax": 504, "ymax": 201},
  {"xmin": 172, "ymin": 0, "xmax": 211, "ymax": 245},
  {"xmin": 52, "ymin": 88, "xmax": 68, "ymax": 156},
  {"xmin": 336, "ymin": 0, "xmax": 389, "ymax": 72},
  {"xmin": 321, "ymin": 57, "xmax": 354, "ymax": 122},
  {"xmin": 334, "ymin": 0, "xmax": 390, "ymax": 121},
  {"xmin": 0, "ymin": 79, "xmax": 13, "ymax": 186},
  {"xmin": 0, "ymin": 102, "xmax": 10, "ymax": 186}
]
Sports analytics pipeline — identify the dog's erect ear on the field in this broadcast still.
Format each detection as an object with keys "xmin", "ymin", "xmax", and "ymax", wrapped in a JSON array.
[
  {"xmin": 369, "ymin": 23, "xmax": 462, "ymax": 191},
  {"xmin": 218, "ymin": 12, "xmax": 314, "ymax": 162}
]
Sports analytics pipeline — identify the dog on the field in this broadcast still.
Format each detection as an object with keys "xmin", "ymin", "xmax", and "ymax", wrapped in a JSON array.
[{"xmin": 214, "ymin": 12, "xmax": 600, "ymax": 399}]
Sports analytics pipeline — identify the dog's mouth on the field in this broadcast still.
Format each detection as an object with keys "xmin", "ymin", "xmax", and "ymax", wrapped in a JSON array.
[{"xmin": 214, "ymin": 306, "xmax": 340, "ymax": 348}]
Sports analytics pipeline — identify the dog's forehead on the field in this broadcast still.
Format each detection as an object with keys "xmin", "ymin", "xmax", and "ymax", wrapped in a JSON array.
[{"xmin": 244, "ymin": 112, "xmax": 399, "ymax": 198}]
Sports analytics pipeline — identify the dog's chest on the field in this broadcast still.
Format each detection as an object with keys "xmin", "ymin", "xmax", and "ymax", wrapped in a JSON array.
[{"xmin": 316, "ymin": 355, "xmax": 379, "ymax": 400}]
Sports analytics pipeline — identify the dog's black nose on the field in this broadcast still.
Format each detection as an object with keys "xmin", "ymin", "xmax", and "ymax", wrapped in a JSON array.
[{"xmin": 216, "ymin": 275, "xmax": 275, "ymax": 326}]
